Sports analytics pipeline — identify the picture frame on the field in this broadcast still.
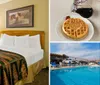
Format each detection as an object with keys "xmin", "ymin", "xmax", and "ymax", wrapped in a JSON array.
[{"xmin": 6, "ymin": 5, "xmax": 34, "ymax": 28}]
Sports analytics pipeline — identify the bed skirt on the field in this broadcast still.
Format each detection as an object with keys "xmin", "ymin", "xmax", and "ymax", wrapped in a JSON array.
[{"xmin": 15, "ymin": 59, "xmax": 44, "ymax": 85}]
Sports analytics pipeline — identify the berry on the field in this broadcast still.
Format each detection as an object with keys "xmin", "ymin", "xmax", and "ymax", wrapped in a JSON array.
[{"xmin": 65, "ymin": 16, "xmax": 70, "ymax": 20}]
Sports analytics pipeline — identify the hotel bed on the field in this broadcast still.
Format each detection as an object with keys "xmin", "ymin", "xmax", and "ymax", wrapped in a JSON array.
[{"xmin": 0, "ymin": 30, "xmax": 45, "ymax": 85}]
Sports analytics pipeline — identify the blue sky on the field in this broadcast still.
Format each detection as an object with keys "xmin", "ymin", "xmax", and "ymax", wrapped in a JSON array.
[{"xmin": 50, "ymin": 43, "xmax": 100, "ymax": 60}]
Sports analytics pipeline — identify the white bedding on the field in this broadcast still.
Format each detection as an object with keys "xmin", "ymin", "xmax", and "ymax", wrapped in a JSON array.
[{"xmin": 0, "ymin": 46, "xmax": 44, "ymax": 66}]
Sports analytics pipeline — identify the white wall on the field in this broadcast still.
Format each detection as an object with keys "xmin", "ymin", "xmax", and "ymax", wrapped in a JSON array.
[{"xmin": 90, "ymin": 0, "xmax": 100, "ymax": 40}]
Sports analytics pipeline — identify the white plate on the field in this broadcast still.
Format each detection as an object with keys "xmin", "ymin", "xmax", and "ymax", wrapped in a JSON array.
[{"xmin": 55, "ymin": 13, "xmax": 94, "ymax": 41}]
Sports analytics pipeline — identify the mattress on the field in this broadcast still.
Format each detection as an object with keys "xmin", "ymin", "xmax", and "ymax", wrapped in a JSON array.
[{"xmin": 0, "ymin": 46, "xmax": 44, "ymax": 66}]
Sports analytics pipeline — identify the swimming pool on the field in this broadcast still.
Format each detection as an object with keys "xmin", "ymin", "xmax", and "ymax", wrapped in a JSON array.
[{"xmin": 50, "ymin": 66, "xmax": 100, "ymax": 85}]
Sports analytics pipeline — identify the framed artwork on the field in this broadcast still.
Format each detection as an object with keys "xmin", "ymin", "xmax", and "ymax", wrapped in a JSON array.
[{"xmin": 6, "ymin": 5, "xmax": 34, "ymax": 28}]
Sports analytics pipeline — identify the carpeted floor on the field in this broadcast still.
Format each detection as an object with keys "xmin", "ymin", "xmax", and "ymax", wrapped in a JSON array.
[{"xmin": 25, "ymin": 68, "xmax": 49, "ymax": 85}]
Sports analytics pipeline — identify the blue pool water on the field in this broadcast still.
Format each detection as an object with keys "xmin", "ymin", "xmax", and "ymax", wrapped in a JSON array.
[{"xmin": 50, "ymin": 66, "xmax": 100, "ymax": 85}]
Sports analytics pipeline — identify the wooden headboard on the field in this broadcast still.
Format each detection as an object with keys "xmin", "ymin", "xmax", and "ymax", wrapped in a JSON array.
[{"xmin": 0, "ymin": 30, "xmax": 45, "ymax": 49}]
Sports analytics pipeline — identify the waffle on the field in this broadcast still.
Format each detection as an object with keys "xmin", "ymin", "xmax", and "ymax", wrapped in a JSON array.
[{"xmin": 62, "ymin": 18, "xmax": 89, "ymax": 39}]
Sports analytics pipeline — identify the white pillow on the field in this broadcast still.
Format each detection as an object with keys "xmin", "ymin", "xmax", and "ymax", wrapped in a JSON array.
[
  {"xmin": 29, "ymin": 34, "xmax": 41, "ymax": 50},
  {"xmin": 0, "ymin": 34, "xmax": 15, "ymax": 47},
  {"xmin": 15, "ymin": 35, "xmax": 29, "ymax": 47}
]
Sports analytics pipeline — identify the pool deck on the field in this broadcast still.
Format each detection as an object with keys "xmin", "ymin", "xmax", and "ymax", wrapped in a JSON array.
[
  {"xmin": 50, "ymin": 65, "xmax": 100, "ymax": 70},
  {"xmin": 50, "ymin": 65, "xmax": 86, "ymax": 70}
]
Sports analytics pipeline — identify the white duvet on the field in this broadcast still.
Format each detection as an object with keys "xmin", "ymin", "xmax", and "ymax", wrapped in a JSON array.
[{"xmin": 0, "ymin": 46, "xmax": 44, "ymax": 66}]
